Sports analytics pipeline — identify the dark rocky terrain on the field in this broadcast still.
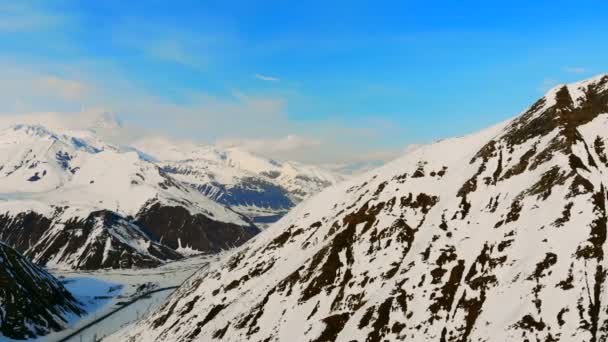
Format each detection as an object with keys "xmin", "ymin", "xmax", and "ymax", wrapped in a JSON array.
[{"xmin": 0, "ymin": 242, "xmax": 84, "ymax": 339}]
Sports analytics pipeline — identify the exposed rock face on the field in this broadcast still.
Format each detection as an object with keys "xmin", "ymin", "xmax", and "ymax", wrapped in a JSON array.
[
  {"xmin": 0, "ymin": 209, "xmax": 183, "ymax": 270},
  {"xmin": 0, "ymin": 211, "xmax": 52, "ymax": 254},
  {"xmin": 135, "ymin": 203, "xmax": 261, "ymax": 254},
  {"xmin": 0, "ymin": 205, "xmax": 262, "ymax": 270},
  {"xmin": 109, "ymin": 75, "xmax": 608, "ymax": 341},
  {"xmin": 0, "ymin": 242, "xmax": 84, "ymax": 339}
]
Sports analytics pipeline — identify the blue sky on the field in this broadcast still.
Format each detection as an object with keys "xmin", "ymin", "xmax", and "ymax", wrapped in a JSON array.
[{"xmin": 1, "ymin": 1, "xmax": 607, "ymax": 165}]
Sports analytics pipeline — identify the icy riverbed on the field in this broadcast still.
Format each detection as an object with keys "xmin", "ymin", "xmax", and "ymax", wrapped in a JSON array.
[{"xmin": 39, "ymin": 254, "xmax": 216, "ymax": 342}]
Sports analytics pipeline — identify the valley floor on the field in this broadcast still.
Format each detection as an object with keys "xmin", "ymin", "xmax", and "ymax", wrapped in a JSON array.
[{"xmin": 27, "ymin": 255, "xmax": 215, "ymax": 342}]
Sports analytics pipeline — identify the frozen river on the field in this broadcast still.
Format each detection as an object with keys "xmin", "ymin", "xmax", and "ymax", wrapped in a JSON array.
[{"xmin": 40, "ymin": 254, "xmax": 216, "ymax": 342}]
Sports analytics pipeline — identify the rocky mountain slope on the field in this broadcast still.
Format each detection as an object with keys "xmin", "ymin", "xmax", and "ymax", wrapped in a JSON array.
[
  {"xmin": 110, "ymin": 75, "xmax": 608, "ymax": 341},
  {"xmin": 134, "ymin": 138, "xmax": 344, "ymax": 226},
  {"xmin": 0, "ymin": 241, "xmax": 84, "ymax": 340},
  {"xmin": 0, "ymin": 124, "xmax": 259, "ymax": 270}
]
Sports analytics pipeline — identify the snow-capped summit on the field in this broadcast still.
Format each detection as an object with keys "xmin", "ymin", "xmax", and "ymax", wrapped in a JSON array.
[
  {"xmin": 89, "ymin": 110, "xmax": 123, "ymax": 131},
  {"xmin": 0, "ymin": 109, "xmax": 124, "ymax": 142},
  {"xmin": 111, "ymin": 75, "xmax": 608, "ymax": 341},
  {"xmin": 0, "ymin": 124, "xmax": 102, "ymax": 193},
  {"xmin": 134, "ymin": 137, "xmax": 345, "ymax": 226},
  {"xmin": 0, "ymin": 124, "xmax": 260, "ymax": 270},
  {"xmin": 11, "ymin": 123, "xmax": 59, "ymax": 139}
]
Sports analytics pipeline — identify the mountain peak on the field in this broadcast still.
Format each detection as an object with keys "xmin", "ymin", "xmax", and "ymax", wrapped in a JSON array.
[
  {"xmin": 544, "ymin": 74, "xmax": 608, "ymax": 108},
  {"xmin": 9, "ymin": 123, "xmax": 59, "ymax": 140},
  {"xmin": 109, "ymin": 73, "xmax": 608, "ymax": 342},
  {"xmin": 88, "ymin": 110, "xmax": 123, "ymax": 131},
  {"xmin": 499, "ymin": 74, "xmax": 608, "ymax": 148}
]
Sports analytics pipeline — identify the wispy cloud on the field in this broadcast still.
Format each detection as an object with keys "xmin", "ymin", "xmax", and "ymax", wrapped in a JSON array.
[
  {"xmin": 0, "ymin": 57, "xmax": 402, "ymax": 166},
  {"xmin": 36, "ymin": 76, "xmax": 88, "ymax": 100},
  {"xmin": 142, "ymin": 39, "xmax": 208, "ymax": 69},
  {"xmin": 563, "ymin": 66, "xmax": 587, "ymax": 74},
  {"xmin": 254, "ymin": 74, "xmax": 280, "ymax": 82},
  {"xmin": 218, "ymin": 135, "xmax": 321, "ymax": 154},
  {"xmin": 0, "ymin": 3, "xmax": 65, "ymax": 32},
  {"xmin": 0, "ymin": 61, "xmax": 96, "ymax": 114},
  {"xmin": 110, "ymin": 19, "xmax": 231, "ymax": 71}
]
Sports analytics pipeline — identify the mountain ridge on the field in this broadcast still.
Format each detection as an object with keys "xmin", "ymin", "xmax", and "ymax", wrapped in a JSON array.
[
  {"xmin": 134, "ymin": 137, "xmax": 345, "ymax": 226},
  {"xmin": 0, "ymin": 123, "xmax": 260, "ymax": 270},
  {"xmin": 109, "ymin": 74, "xmax": 608, "ymax": 342}
]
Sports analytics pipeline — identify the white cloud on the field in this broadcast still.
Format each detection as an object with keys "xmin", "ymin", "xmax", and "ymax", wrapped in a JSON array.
[
  {"xmin": 0, "ymin": 3, "xmax": 65, "ymax": 32},
  {"xmin": 0, "ymin": 62, "xmax": 96, "ymax": 114},
  {"xmin": 0, "ymin": 108, "xmax": 114, "ymax": 131},
  {"xmin": 563, "ymin": 66, "xmax": 587, "ymax": 74},
  {"xmin": 36, "ymin": 76, "xmax": 87, "ymax": 100},
  {"xmin": 0, "ymin": 110, "xmax": 153, "ymax": 153},
  {"xmin": 0, "ymin": 58, "xmax": 404, "ymax": 167},
  {"xmin": 217, "ymin": 135, "xmax": 321, "ymax": 153},
  {"xmin": 0, "ymin": 6, "xmax": 409, "ymax": 169},
  {"xmin": 109, "ymin": 20, "xmax": 231, "ymax": 71},
  {"xmin": 143, "ymin": 39, "xmax": 208, "ymax": 69},
  {"xmin": 254, "ymin": 74, "xmax": 280, "ymax": 82}
]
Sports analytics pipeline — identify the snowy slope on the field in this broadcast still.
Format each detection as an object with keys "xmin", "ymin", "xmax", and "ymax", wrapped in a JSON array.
[
  {"xmin": 134, "ymin": 138, "xmax": 345, "ymax": 225},
  {"xmin": 0, "ymin": 241, "xmax": 84, "ymax": 340},
  {"xmin": 0, "ymin": 124, "xmax": 260, "ymax": 270},
  {"xmin": 109, "ymin": 74, "xmax": 608, "ymax": 342}
]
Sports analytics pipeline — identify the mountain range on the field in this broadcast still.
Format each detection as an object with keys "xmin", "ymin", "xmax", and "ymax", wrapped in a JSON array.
[
  {"xmin": 134, "ymin": 137, "xmax": 344, "ymax": 226},
  {"xmin": 0, "ymin": 115, "xmax": 341, "ymax": 270},
  {"xmin": 110, "ymin": 75, "xmax": 608, "ymax": 341},
  {"xmin": 0, "ymin": 123, "xmax": 259, "ymax": 270}
]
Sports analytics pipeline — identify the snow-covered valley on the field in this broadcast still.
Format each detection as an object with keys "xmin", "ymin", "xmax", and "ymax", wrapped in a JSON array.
[
  {"xmin": 20, "ymin": 254, "xmax": 214, "ymax": 342},
  {"xmin": 0, "ymin": 113, "xmax": 342, "ymax": 341},
  {"xmin": 3, "ymin": 74, "xmax": 608, "ymax": 341}
]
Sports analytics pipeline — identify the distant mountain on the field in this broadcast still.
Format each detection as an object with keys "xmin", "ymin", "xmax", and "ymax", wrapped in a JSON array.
[
  {"xmin": 0, "ymin": 123, "xmax": 259, "ymax": 270},
  {"xmin": 0, "ymin": 109, "xmax": 123, "ymax": 137},
  {"xmin": 0, "ymin": 241, "xmax": 84, "ymax": 339},
  {"xmin": 134, "ymin": 137, "xmax": 345, "ymax": 226},
  {"xmin": 111, "ymin": 75, "xmax": 608, "ymax": 341}
]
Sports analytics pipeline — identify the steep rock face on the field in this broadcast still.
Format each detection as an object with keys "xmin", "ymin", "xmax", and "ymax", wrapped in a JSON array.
[
  {"xmin": 0, "ymin": 209, "xmax": 183, "ymax": 270},
  {"xmin": 110, "ymin": 75, "xmax": 608, "ymax": 342},
  {"xmin": 135, "ymin": 203, "xmax": 260, "ymax": 254},
  {"xmin": 0, "ymin": 211, "xmax": 52, "ymax": 253},
  {"xmin": 0, "ymin": 125, "xmax": 260, "ymax": 269},
  {"xmin": 0, "ymin": 242, "xmax": 84, "ymax": 339}
]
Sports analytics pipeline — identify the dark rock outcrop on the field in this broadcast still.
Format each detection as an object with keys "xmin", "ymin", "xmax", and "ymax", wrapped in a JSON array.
[
  {"xmin": 0, "ymin": 209, "xmax": 183, "ymax": 270},
  {"xmin": 135, "ymin": 203, "xmax": 261, "ymax": 253},
  {"xmin": 0, "ymin": 242, "xmax": 84, "ymax": 339}
]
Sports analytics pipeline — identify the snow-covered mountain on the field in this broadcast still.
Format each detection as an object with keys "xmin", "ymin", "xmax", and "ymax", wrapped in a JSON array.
[
  {"xmin": 0, "ymin": 124, "xmax": 259, "ymax": 270},
  {"xmin": 134, "ymin": 137, "xmax": 345, "ymax": 226},
  {"xmin": 0, "ymin": 241, "xmax": 84, "ymax": 339},
  {"xmin": 0, "ymin": 109, "xmax": 123, "ymax": 138},
  {"xmin": 110, "ymin": 74, "xmax": 608, "ymax": 341}
]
